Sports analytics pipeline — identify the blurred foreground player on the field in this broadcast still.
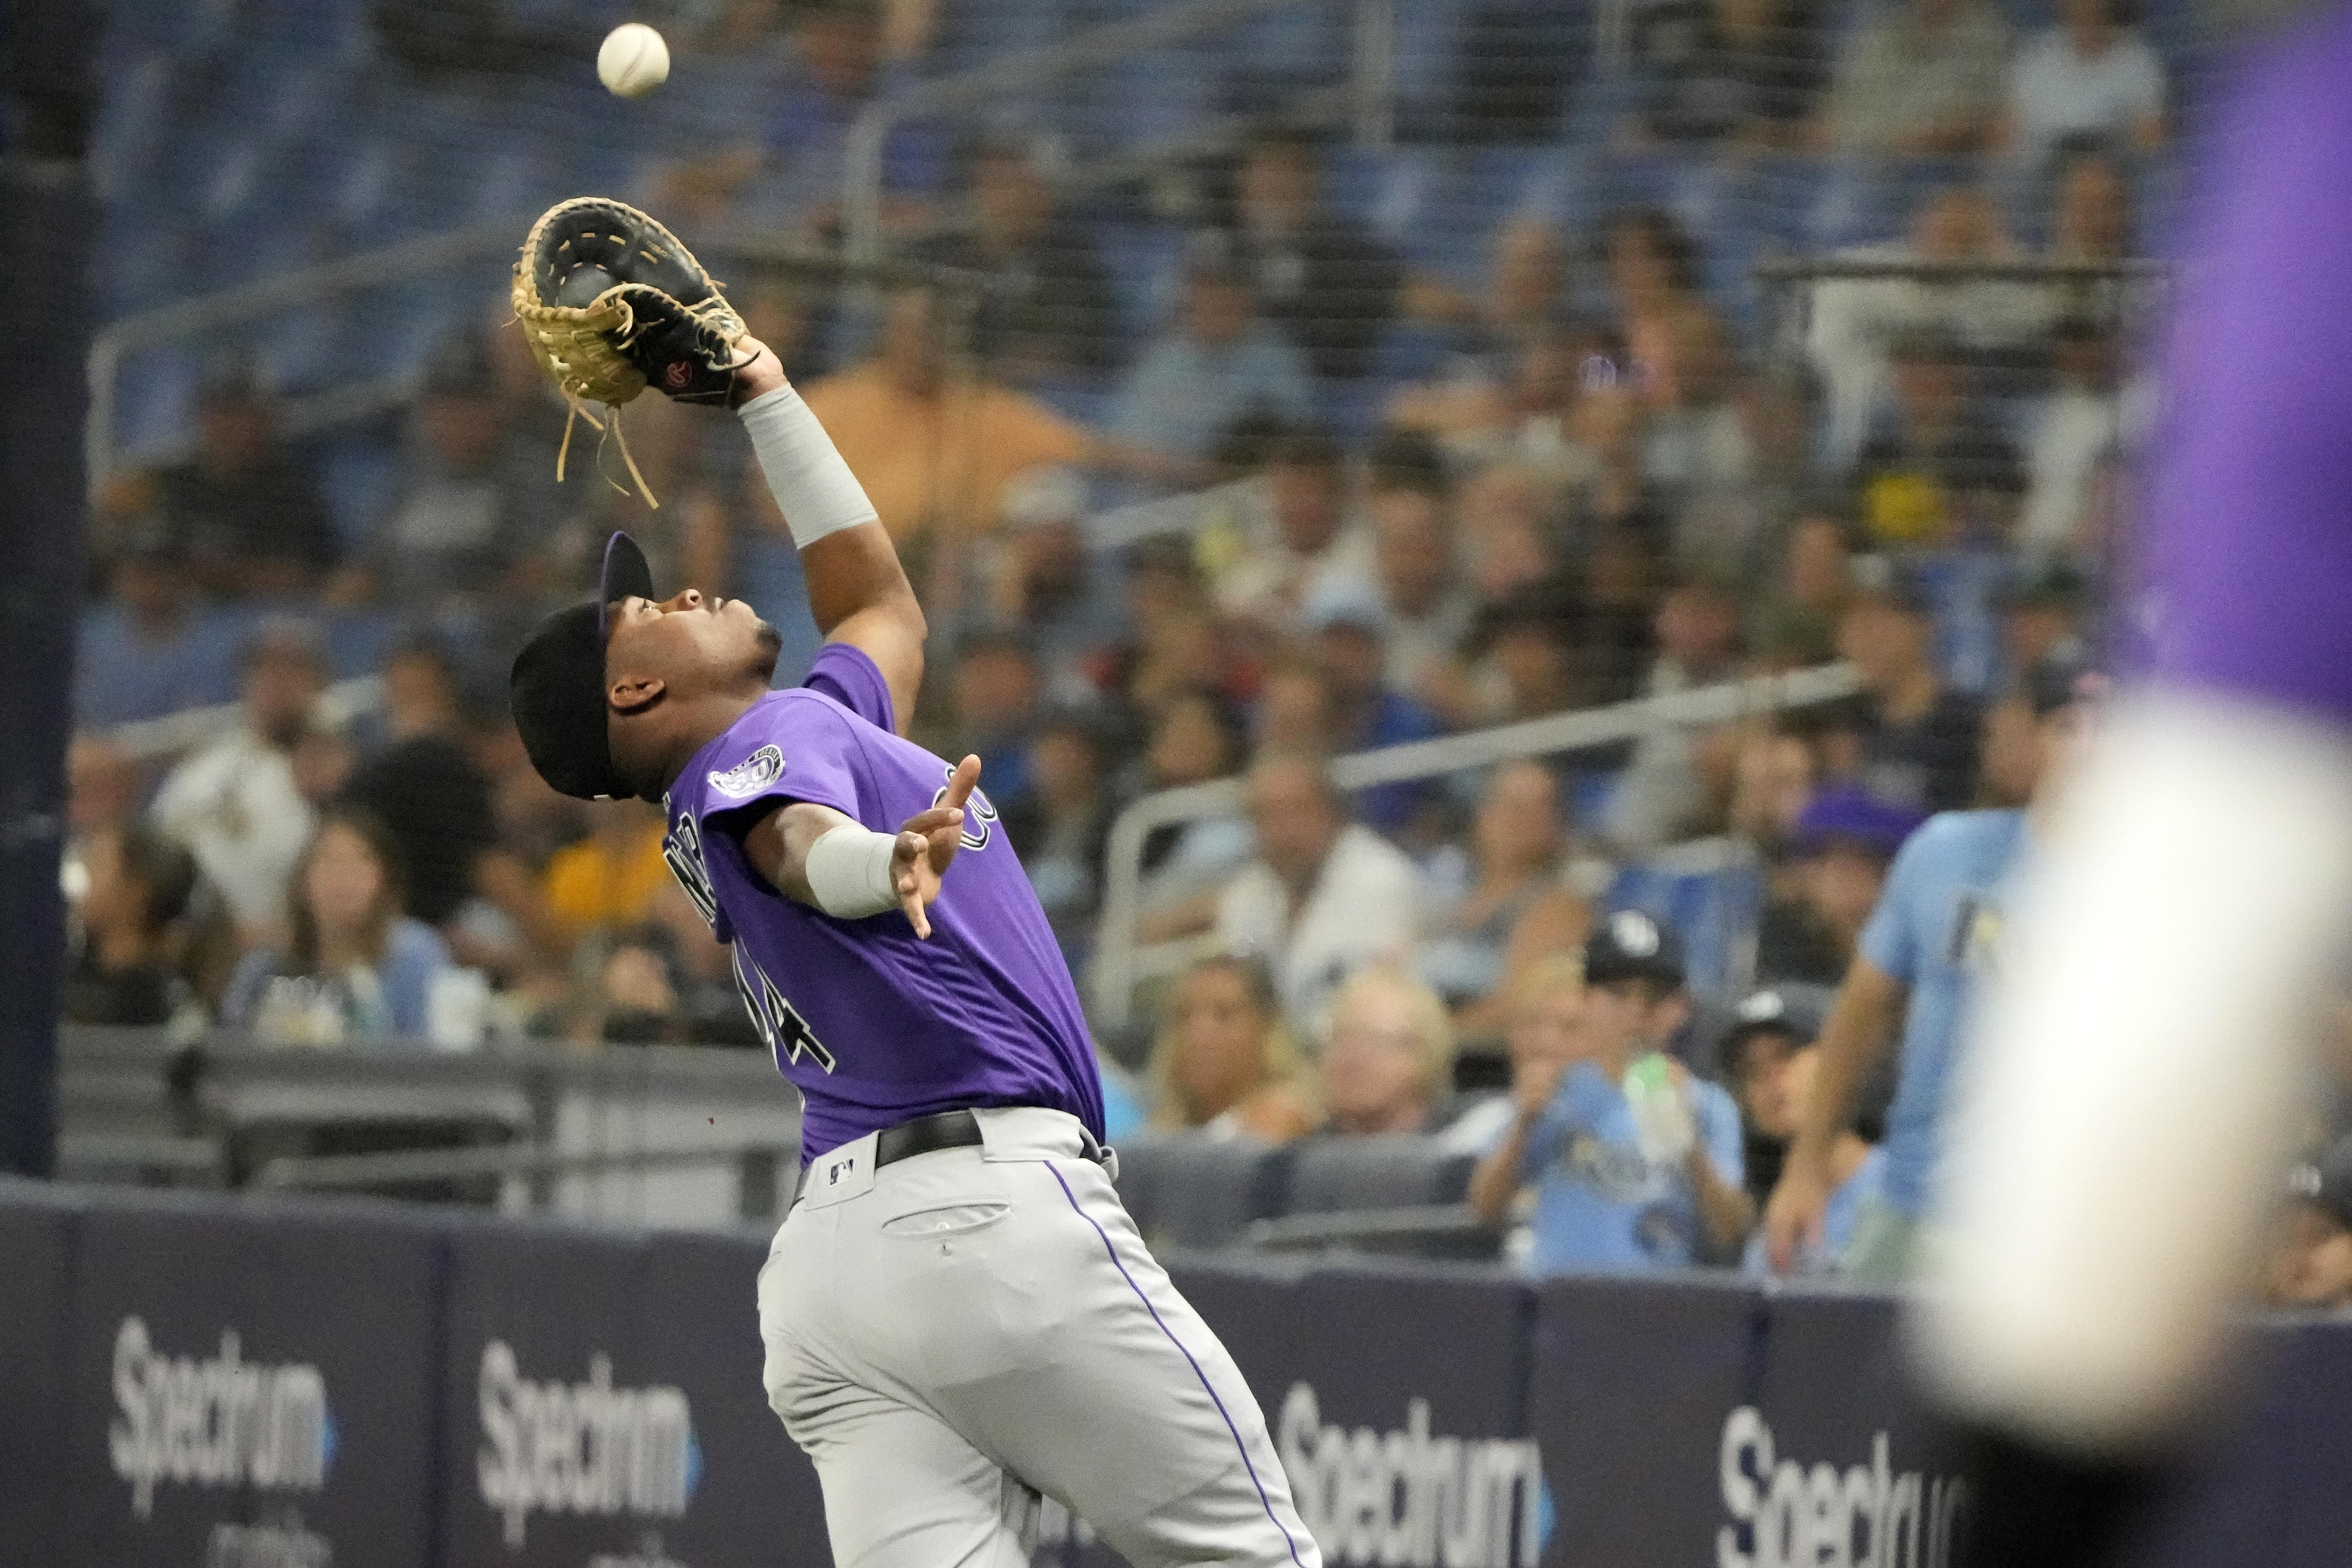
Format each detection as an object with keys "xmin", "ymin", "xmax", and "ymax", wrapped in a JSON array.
[
  {"xmin": 508, "ymin": 201, "xmax": 1318, "ymax": 1568},
  {"xmin": 1910, "ymin": 11, "xmax": 2352, "ymax": 1565}
]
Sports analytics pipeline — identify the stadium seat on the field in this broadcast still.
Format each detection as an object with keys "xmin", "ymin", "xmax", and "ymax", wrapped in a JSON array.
[
  {"xmin": 1112, "ymin": 1135, "xmax": 1295, "ymax": 1250},
  {"xmin": 1283, "ymin": 1134, "xmax": 1477, "ymax": 1215}
]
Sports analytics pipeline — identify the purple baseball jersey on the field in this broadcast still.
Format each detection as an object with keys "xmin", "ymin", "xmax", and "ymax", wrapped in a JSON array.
[
  {"xmin": 662, "ymin": 642, "xmax": 1104, "ymax": 1160},
  {"xmin": 2144, "ymin": 3, "xmax": 2352, "ymax": 720}
]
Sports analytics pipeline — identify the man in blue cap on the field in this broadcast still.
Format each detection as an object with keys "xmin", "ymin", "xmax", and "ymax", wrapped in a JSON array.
[{"xmin": 1469, "ymin": 910, "xmax": 1750, "ymax": 1273}]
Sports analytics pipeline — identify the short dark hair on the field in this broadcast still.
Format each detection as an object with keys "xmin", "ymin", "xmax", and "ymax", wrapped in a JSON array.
[
  {"xmin": 1268, "ymin": 424, "xmax": 1342, "ymax": 473},
  {"xmin": 1365, "ymin": 429, "xmax": 1448, "ymax": 498}
]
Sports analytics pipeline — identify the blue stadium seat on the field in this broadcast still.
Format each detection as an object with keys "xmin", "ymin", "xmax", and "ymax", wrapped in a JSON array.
[
  {"xmin": 1113, "ymin": 1136, "xmax": 1296, "ymax": 1249},
  {"xmin": 1284, "ymin": 1135, "xmax": 1477, "ymax": 1215}
]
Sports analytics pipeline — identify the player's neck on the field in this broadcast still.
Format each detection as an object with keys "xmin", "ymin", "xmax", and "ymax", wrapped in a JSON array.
[{"xmin": 646, "ymin": 687, "xmax": 770, "ymax": 798}]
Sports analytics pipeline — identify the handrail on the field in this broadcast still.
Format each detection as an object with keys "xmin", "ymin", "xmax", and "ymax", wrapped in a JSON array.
[
  {"xmin": 85, "ymin": 215, "xmax": 540, "ymax": 485},
  {"xmin": 1089, "ymin": 662, "xmax": 1865, "ymax": 1027},
  {"xmin": 106, "ymin": 674, "xmax": 385, "ymax": 762},
  {"xmin": 842, "ymin": 0, "xmax": 1389, "ymax": 274}
]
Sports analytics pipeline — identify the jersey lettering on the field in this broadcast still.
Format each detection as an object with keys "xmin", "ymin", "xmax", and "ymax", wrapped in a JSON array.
[
  {"xmin": 732, "ymin": 946, "xmax": 836, "ymax": 1073},
  {"xmin": 662, "ymin": 815, "xmax": 719, "ymax": 930},
  {"xmin": 930, "ymin": 765, "xmax": 1000, "ymax": 852}
]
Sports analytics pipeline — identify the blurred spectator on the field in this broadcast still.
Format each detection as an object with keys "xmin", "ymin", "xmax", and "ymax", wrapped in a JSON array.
[
  {"xmin": 2269, "ymin": 1137, "xmax": 2352, "ymax": 1311},
  {"xmin": 1208, "ymin": 427, "xmax": 1377, "ymax": 631},
  {"xmin": 1722, "ymin": 988, "xmax": 1884, "ymax": 1272},
  {"xmin": 1112, "ymin": 241, "xmax": 1313, "ymax": 465},
  {"xmin": 1808, "ymin": 185, "xmax": 2044, "ymax": 468},
  {"xmin": 801, "ymin": 285, "xmax": 1091, "ymax": 548},
  {"xmin": 588, "ymin": 927, "xmax": 689, "ymax": 1045},
  {"xmin": 1354, "ymin": 458, "xmax": 1475, "ymax": 699},
  {"xmin": 151, "ymin": 361, "xmax": 338, "ymax": 600},
  {"xmin": 1316, "ymin": 967, "xmax": 1458, "ymax": 1136},
  {"xmin": 224, "ymin": 808, "xmax": 455, "ymax": 1046},
  {"xmin": 336, "ymin": 332, "xmax": 561, "ymax": 611},
  {"xmin": 1304, "ymin": 600, "xmax": 1445, "ymax": 834},
  {"xmin": 67, "ymin": 735, "xmax": 143, "ymax": 848},
  {"xmin": 1998, "ymin": 0, "xmax": 2164, "ymax": 166},
  {"xmin": 1598, "ymin": 211, "xmax": 1721, "ymax": 408},
  {"xmin": 1453, "ymin": 590, "xmax": 1584, "ymax": 730},
  {"xmin": 1725, "ymin": 725, "xmax": 1822, "ymax": 862},
  {"xmin": 1836, "ymin": 561, "xmax": 1984, "ymax": 810},
  {"xmin": 1757, "ymin": 785, "xmax": 1927, "ymax": 984},
  {"xmin": 339, "ymin": 636, "xmax": 497, "ymax": 930},
  {"xmin": 1447, "ymin": 952, "xmax": 1588, "ymax": 1153},
  {"xmin": 1145, "ymin": 955, "xmax": 1317, "ymax": 1140},
  {"xmin": 1458, "ymin": 460, "xmax": 1570, "ymax": 616},
  {"xmin": 1603, "ymin": 571, "xmax": 1748, "ymax": 852},
  {"xmin": 1641, "ymin": 314, "xmax": 1758, "ymax": 564},
  {"xmin": 1402, "ymin": 214, "xmax": 1573, "ymax": 365},
  {"xmin": 1822, "ymin": 0, "xmax": 2012, "ymax": 157},
  {"xmin": 1215, "ymin": 752, "xmax": 1423, "ymax": 1039},
  {"xmin": 1750, "ymin": 510, "xmax": 1856, "ymax": 669},
  {"xmin": 1469, "ymin": 912, "xmax": 1750, "ymax": 1271},
  {"xmin": 61, "ymin": 822, "xmax": 199, "ymax": 1028},
  {"xmin": 1252, "ymin": 658, "xmax": 1339, "ymax": 756},
  {"xmin": 74, "ymin": 518, "xmax": 241, "ymax": 727},
  {"xmin": 2049, "ymin": 147, "xmax": 2136, "ymax": 263},
  {"xmin": 1420, "ymin": 759, "xmax": 1592, "ymax": 1030},
  {"xmin": 1222, "ymin": 126, "xmax": 1404, "ymax": 383},
  {"xmin": 542, "ymin": 800, "xmax": 672, "ymax": 946},
  {"xmin": 1996, "ymin": 563, "xmax": 2093, "ymax": 689},
  {"xmin": 1849, "ymin": 329, "xmax": 2025, "ymax": 547},
  {"xmin": 149, "ymin": 621, "xmax": 328, "ymax": 936},
  {"xmin": 931, "ymin": 133, "xmax": 1120, "ymax": 384},
  {"xmin": 975, "ymin": 468, "xmax": 1126, "ymax": 684},
  {"xmin": 2018, "ymin": 314, "xmax": 2149, "ymax": 560},
  {"xmin": 1627, "ymin": 0, "xmax": 1829, "ymax": 148},
  {"xmin": 1132, "ymin": 693, "xmax": 1255, "ymax": 940},
  {"xmin": 999, "ymin": 712, "xmax": 1112, "ymax": 949},
  {"xmin": 947, "ymin": 630, "xmax": 1043, "ymax": 802}
]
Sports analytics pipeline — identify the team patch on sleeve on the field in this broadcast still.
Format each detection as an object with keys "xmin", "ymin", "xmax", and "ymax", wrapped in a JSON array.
[{"xmin": 708, "ymin": 744, "xmax": 785, "ymax": 799}]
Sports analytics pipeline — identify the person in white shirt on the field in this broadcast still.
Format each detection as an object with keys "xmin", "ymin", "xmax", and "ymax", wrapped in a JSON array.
[
  {"xmin": 1209, "ymin": 427, "xmax": 1378, "ymax": 634},
  {"xmin": 1214, "ymin": 751, "xmax": 1423, "ymax": 1041},
  {"xmin": 2017, "ymin": 314, "xmax": 2151, "ymax": 560},
  {"xmin": 1999, "ymin": 0, "xmax": 2165, "ymax": 167},
  {"xmin": 149, "ymin": 621, "xmax": 328, "ymax": 938}
]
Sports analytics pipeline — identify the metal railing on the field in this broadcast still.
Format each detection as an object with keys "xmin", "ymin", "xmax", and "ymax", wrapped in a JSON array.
[
  {"xmin": 842, "ymin": 0, "xmax": 1397, "ymax": 274},
  {"xmin": 1089, "ymin": 661, "xmax": 1865, "ymax": 1027},
  {"xmin": 57, "ymin": 1027, "xmax": 804, "ymax": 1225}
]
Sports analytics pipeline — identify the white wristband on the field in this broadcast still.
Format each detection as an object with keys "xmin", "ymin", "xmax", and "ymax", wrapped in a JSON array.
[
  {"xmin": 737, "ymin": 384, "xmax": 880, "ymax": 550},
  {"xmin": 803, "ymin": 823, "xmax": 902, "ymax": 919}
]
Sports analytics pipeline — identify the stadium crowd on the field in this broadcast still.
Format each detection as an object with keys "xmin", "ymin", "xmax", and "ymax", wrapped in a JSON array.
[{"xmin": 66, "ymin": 0, "xmax": 2352, "ymax": 1294}]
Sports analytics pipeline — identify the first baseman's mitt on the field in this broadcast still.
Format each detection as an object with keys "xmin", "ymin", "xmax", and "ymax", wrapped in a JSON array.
[{"xmin": 510, "ymin": 196, "xmax": 751, "ymax": 504}]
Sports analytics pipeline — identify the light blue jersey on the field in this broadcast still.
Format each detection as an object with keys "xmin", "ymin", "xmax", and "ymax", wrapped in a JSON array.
[
  {"xmin": 1516, "ymin": 1061, "xmax": 1745, "ymax": 1274},
  {"xmin": 1859, "ymin": 809, "xmax": 2030, "ymax": 1217},
  {"xmin": 1743, "ymin": 1146, "xmax": 1888, "ymax": 1276}
]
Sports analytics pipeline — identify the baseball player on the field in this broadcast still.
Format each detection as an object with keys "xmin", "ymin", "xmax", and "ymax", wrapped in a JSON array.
[
  {"xmin": 507, "ymin": 208, "xmax": 1318, "ymax": 1568},
  {"xmin": 1905, "ymin": 8, "xmax": 2352, "ymax": 1564}
]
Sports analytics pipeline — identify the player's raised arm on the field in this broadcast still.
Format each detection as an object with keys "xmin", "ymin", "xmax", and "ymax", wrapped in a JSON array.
[
  {"xmin": 727, "ymin": 342, "xmax": 927, "ymax": 734},
  {"xmin": 740, "ymin": 753, "xmax": 982, "ymax": 939}
]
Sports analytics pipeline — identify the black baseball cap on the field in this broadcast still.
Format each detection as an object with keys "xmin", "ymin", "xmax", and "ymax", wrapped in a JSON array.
[
  {"xmin": 1583, "ymin": 910, "xmax": 1686, "ymax": 989},
  {"xmin": 2024, "ymin": 652, "xmax": 2106, "ymax": 718},
  {"xmin": 1722, "ymin": 983, "xmax": 1834, "ymax": 1059},
  {"xmin": 2288, "ymin": 1134, "xmax": 2352, "ymax": 1232},
  {"xmin": 509, "ymin": 531, "xmax": 656, "ymax": 802}
]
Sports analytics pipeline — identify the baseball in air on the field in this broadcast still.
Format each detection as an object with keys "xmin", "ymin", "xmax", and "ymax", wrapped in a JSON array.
[{"xmin": 597, "ymin": 23, "xmax": 670, "ymax": 98}]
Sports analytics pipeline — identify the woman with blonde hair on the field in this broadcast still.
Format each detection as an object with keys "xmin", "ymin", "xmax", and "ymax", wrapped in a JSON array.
[
  {"xmin": 1146, "ymin": 954, "xmax": 1316, "ymax": 1141},
  {"xmin": 1318, "ymin": 964, "xmax": 1459, "ymax": 1137}
]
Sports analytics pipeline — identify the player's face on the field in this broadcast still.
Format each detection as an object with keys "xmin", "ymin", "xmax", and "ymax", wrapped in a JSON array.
[{"xmin": 605, "ymin": 589, "xmax": 781, "ymax": 696}]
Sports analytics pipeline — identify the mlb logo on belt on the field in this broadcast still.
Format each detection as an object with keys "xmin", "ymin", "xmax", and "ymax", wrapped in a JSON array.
[{"xmin": 828, "ymin": 1154, "xmax": 856, "ymax": 1186}]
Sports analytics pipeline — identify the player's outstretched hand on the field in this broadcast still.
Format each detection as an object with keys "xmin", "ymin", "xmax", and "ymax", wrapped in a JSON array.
[{"xmin": 889, "ymin": 754, "xmax": 983, "ymax": 940}]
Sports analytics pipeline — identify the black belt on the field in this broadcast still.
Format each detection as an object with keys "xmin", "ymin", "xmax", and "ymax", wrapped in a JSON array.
[
  {"xmin": 870, "ymin": 1108, "xmax": 1109, "ymax": 1171},
  {"xmin": 873, "ymin": 1108, "xmax": 986, "ymax": 1170}
]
